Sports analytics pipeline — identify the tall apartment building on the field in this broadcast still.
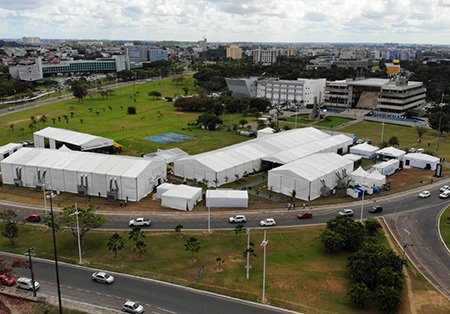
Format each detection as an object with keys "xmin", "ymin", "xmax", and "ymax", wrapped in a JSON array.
[
  {"xmin": 125, "ymin": 46, "xmax": 148, "ymax": 62},
  {"xmin": 148, "ymin": 49, "xmax": 169, "ymax": 62},
  {"xmin": 324, "ymin": 77, "xmax": 426, "ymax": 113},
  {"xmin": 22, "ymin": 37, "xmax": 41, "ymax": 45},
  {"xmin": 226, "ymin": 45, "xmax": 243, "ymax": 60},
  {"xmin": 251, "ymin": 48, "xmax": 282, "ymax": 65}
]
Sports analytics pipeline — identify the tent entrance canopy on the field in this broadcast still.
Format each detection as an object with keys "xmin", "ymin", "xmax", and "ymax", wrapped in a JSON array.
[{"xmin": 206, "ymin": 189, "xmax": 248, "ymax": 208}]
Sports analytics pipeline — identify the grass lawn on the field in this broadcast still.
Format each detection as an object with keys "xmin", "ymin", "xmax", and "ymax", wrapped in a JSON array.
[
  {"xmin": 1, "ymin": 224, "xmax": 374, "ymax": 314},
  {"xmin": 439, "ymin": 206, "xmax": 450, "ymax": 250},
  {"xmin": 340, "ymin": 120, "xmax": 450, "ymax": 160},
  {"xmin": 315, "ymin": 117, "xmax": 354, "ymax": 128},
  {"xmin": 0, "ymin": 77, "xmax": 250, "ymax": 156},
  {"xmin": 285, "ymin": 114, "xmax": 312, "ymax": 124}
]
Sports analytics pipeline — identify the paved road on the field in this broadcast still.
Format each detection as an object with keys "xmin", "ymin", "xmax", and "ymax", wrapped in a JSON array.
[
  {"xmin": 384, "ymin": 204, "xmax": 450, "ymax": 299},
  {"xmin": 1, "ymin": 253, "xmax": 293, "ymax": 314}
]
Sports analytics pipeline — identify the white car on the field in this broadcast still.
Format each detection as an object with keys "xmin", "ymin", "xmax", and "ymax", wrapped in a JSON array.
[
  {"xmin": 128, "ymin": 218, "xmax": 151, "ymax": 227},
  {"xmin": 338, "ymin": 209, "xmax": 354, "ymax": 217},
  {"xmin": 122, "ymin": 300, "xmax": 144, "ymax": 314},
  {"xmin": 439, "ymin": 185, "xmax": 450, "ymax": 193},
  {"xmin": 439, "ymin": 190, "xmax": 450, "ymax": 199},
  {"xmin": 92, "ymin": 271, "xmax": 114, "ymax": 284},
  {"xmin": 418, "ymin": 191, "xmax": 431, "ymax": 198},
  {"xmin": 260, "ymin": 218, "xmax": 276, "ymax": 227},
  {"xmin": 16, "ymin": 277, "xmax": 40, "ymax": 291},
  {"xmin": 229, "ymin": 215, "xmax": 247, "ymax": 223}
]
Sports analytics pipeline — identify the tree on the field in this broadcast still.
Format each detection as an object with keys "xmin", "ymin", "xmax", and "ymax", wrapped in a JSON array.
[
  {"xmin": 182, "ymin": 87, "xmax": 189, "ymax": 96},
  {"xmin": 239, "ymin": 119, "xmax": 248, "ymax": 127},
  {"xmin": 377, "ymin": 267, "xmax": 404, "ymax": 291},
  {"xmin": 107, "ymin": 232, "xmax": 125, "ymax": 257},
  {"xmin": 184, "ymin": 237, "xmax": 200, "ymax": 261},
  {"xmin": 135, "ymin": 240, "xmax": 147, "ymax": 255},
  {"xmin": 234, "ymin": 224, "xmax": 246, "ymax": 244},
  {"xmin": 215, "ymin": 257, "xmax": 225, "ymax": 271},
  {"xmin": 57, "ymin": 204, "xmax": 106, "ymax": 250},
  {"xmin": 244, "ymin": 241, "xmax": 256, "ymax": 257},
  {"xmin": 148, "ymin": 91, "xmax": 162, "ymax": 99},
  {"xmin": 129, "ymin": 227, "xmax": 145, "ymax": 252},
  {"xmin": 348, "ymin": 283, "xmax": 371, "ymax": 309},
  {"xmin": 2, "ymin": 220, "xmax": 18, "ymax": 246},
  {"xmin": 197, "ymin": 113, "xmax": 223, "ymax": 130},
  {"xmin": 388, "ymin": 136, "xmax": 399, "ymax": 146},
  {"xmin": 428, "ymin": 111, "xmax": 450, "ymax": 135},
  {"xmin": 174, "ymin": 224, "xmax": 183, "ymax": 238},
  {"xmin": 365, "ymin": 218, "xmax": 382, "ymax": 236},
  {"xmin": 321, "ymin": 229, "xmax": 344, "ymax": 253},
  {"xmin": 326, "ymin": 217, "xmax": 367, "ymax": 252},
  {"xmin": 248, "ymin": 97, "xmax": 270, "ymax": 112},
  {"xmin": 71, "ymin": 82, "xmax": 88, "ymax": 103},
  {"xmin": 375, "ymin": 285, "xmax": 401, "ymax": 313},
  {"xmin": 127, "ymin": 106, "xmax": 137, "ymax": 114},
  {"xmin": 415, "ymin": 126, "xmax": 428, "ymax": 140},
  {"xmin": 9, "ymin": 123, "xmax": 14, "ymax": 133}
]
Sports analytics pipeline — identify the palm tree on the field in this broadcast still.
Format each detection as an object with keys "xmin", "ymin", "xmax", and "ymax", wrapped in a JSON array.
[
  {"xmin": 184, "ymin": 237, "xmax": 200, "ymax": 261},
  {"xmin": 174, "ymin": 224, "xmax": 183, "ymax": 238},
  {"xmin": 9, "ymin": 124, "xmax": 14, "ymax": 133},
  {"xmin": 216, "ymin": 257, "xmax": 225, "ymax": 271},
  {"xmin": 129, "ymin": 227, "xmax": 145, "ymax": 251},
  {"xmin": 106, "ymin": 232, "xmax": 125, "ymax": 257},
  {"xmin": 234, "ymin": 224, "xmax": 246, "ymax": 244}
]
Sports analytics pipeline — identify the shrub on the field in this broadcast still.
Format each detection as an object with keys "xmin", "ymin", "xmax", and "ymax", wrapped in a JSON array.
[{"xmin": 127, "ymin": 106, "xmax": 137, "ymax": 114}]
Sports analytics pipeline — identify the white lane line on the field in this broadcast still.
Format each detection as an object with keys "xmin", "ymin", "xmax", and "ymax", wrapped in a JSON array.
[{"xmin": 157, "ymin": 307, "xmax": 177, "ymax": 314}]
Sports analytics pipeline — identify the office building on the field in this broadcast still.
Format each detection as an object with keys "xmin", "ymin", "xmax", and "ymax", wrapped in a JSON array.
[
  {"xmin": 251, "ymin": 48, "xmax": 282, "ymax": 65},
  {"xmin": 148, "ymin": 49, "xmax": 169, "ymax": 62},
  {"xmin": 226, "ymin": 45, "xmax": 243, "ymax": 60},
  {"xmin": 126, "ymin": 46, "xmax": 148, "ymax": 62},
  {"xmin": 22, "ymin": 37, "xmax": 41, "ymax": 45},
  {"xmin": 225, "ymin": 77, "xmax": 259, "ymax": 98}
]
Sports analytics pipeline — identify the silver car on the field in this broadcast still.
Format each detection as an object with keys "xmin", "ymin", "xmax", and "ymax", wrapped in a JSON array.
[
  {"xmin": 122, "ymin": 300, "xmax": 144, "ymax": 314},
  {"xmin": 92, "ymin": 271, "xmax": 115, "ymax": 284}
]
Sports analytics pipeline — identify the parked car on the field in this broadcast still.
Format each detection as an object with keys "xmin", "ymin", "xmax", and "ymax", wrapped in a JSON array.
[
  {"xmin": 122, "ymin": 300, "xmax": 144, "ymax": 314},
  {"xmin": 228, "ymin": 215, "xmax": 247, "ymax": 223},
  {"xmin": 439, "ymin": 190, "xmax": 450, "ymax": 199},
  {"xmin": 369, "ymin": 206, "xmax": 383, "ymax": 214},
  {"xmin": 92, "ymin": 271, "xmax": 115, "ymax": 284},
  {"xmin": 259, "ymin": 218, "xmax": 276, "ymax": 227},
  {"xmin": 338, "ymin": 209, "xmax": 354, "ymax": 217},
  {"xmin": 439, "ymin": 185, "xmax": 450, "ymax": 193},
  {"xmin": 16, "ymin": 277, "xmax": 40, "ymax": 291},
  {"xmin": 128, "ymin": 218, "xmax": 151, "ymax": 227},
  {"xmin": 25, "ymin": 214, "xmax": 41, "ymax": 222},
  {"xmin": 418, "ymin": 191, "xmax": 431, "ymax": 198},
  {"xmin": 0, "ymin": 274, "xmax": 16, "ymax": 286},
  {"xmin": 297, "ymin": 212, "xmax": 313, "ymax": 219}
]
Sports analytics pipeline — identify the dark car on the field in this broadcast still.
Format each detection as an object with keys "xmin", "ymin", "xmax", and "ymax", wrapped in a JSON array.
[
  {"xmin": 25, "ymin": 214, "xmax": 41, "ymax": 222},
  {"xmin": 297, "ymin": 212, "xmax": 313, "ymax": 219},
  {"xmin": 369, "ymin": 206, "xmax": 383, "ymax": 214}
]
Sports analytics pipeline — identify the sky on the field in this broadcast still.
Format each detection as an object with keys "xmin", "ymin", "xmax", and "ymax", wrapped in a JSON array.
[{"xmin": 1, "ymin": 0, "xmax": 450, "ymax": 44}]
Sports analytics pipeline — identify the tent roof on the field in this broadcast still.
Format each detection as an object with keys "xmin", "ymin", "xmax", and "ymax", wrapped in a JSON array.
[
  {"xmin": 0, "ymin": 143, "xmax": 22, "ymax": 154},
  {"xmin": 206, "ymin": 189, "xmax": 248, "ymax": 199},
  {"xmin": 269, "ymin": 153, "xmax": 353, "ymax": 181},
  {"xmin": 404, "ymin": 153, "xmax": 440, "ymax": 163},
  {"xmin": 377, "ymin": 146, "xmax": 406, "ymax": 157},
  {"xmin": 367, "ymin": 169, "xmax": 385, "ymax": 180},
  {"xmin": 342, "ymin": 153, "xmax": 362, "ymax": 162},
  {"xmin": 34, "ymin": 127, "xmax": 114, "ymax": 149},
  {"xmin": 162, "ymin": 185, "xmax": 202, "ymax": 199},
  {"xmin": 351, "ymin": 166, "xmax": 370, "ymax": 177},
  {"xmin": 257, "ymin": 127, "xmax": 275, "ymax": 134},
  {"xmin": 144, "ymin": 148, "xmax": 188, "ymax": 163},
  {"xmin": 351, "ymin": 143, "xmax": 379, "ymax": 153},
  {"xmin": 157, "ymin": 183, "xmax": 177, "ymax": 189},
  {"xmin": 58, "ymin": 145, "xmax": 72, "ymax": 151}
]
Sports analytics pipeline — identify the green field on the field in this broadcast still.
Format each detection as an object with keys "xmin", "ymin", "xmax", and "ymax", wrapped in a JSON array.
[
  {"xmin": 285, "ymin": 114, "xmax": 311, "ymax": 124},
  {"xmin": 0, "ymin": 77, "xmax": 249, "ymax": 156},
  {"xmin": 315, "ymin": 116, "xmax": 353, "ymax": 128},
  {"xmin": 439, "ymin": 206, "xmax": 450, "ymax": 250}
]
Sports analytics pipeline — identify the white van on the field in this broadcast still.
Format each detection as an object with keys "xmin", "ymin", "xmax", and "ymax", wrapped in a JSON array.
[{"xmin": 17, "ymin": 277, "xmax": 40, "ymax": 291}]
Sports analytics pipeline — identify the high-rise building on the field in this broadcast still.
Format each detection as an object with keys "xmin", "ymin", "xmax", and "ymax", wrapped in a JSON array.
[
  {"xmin": 251, "ymin": 48, "xmax": 282, "ymax": 65},
  {"xmin": 125, "ymin": 46, "xmax": 148, "ymax": 62},
  {"xmin": 148, "ymin": 49, "xmax": 169, "ymax": 62},
  {"xmin": 22, "ymin": 37, "xmax": 41, "ymax": 45},
  {"xmin": 198, "ymin": 38, "xmax": 207, "ymax": 50},
  {"xmin": 226, "ymin": 45, "xmax": 243, "ymax": 60}
]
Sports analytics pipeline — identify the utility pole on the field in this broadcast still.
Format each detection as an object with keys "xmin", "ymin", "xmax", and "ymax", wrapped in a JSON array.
[
  {"xmin": 260, "ymin": 230, "xmax": 268, "ymax": 304},
  {"xmin": 69, "ymin": 203, "xmax": 82, "ymax": 264},
  {"xmin": 360, "ymin": 190, "xmax": 365, "ymax": 222},
  {"xmin": 436, "ymin": 94, "xmax": 444, "ymax": 155},
  {"xmin": 246, "ymin": 228, "xmax": 250, "ymax": 280},
  {"xmin": 380, "ymin": 121, "xmax": 385, "ymax": 144},
  {"xmin": 24, "ymin": 248, "xmax": 36, "ymax": 297},
  {"xmin": 207, "ymin": 207, "xmax": 211, "ymax": 233}
]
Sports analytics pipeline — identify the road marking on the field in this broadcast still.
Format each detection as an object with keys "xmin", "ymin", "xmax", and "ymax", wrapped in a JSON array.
[{"xmin": 157, "ymin": 307, "xmax": 177, "ymax": 314}]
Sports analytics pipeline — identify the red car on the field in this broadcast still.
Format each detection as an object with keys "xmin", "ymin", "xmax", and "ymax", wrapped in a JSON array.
[
  {"xmin": 297, "ymin": 212, "xmax": 313, "ymax": 219},
  {"xmin": 25, "ymin": 214, "xmax": 41, "ymax": 222},
  {"xmin": 0, "ymin": 274, "xmax": 16, "ymax": 286}
]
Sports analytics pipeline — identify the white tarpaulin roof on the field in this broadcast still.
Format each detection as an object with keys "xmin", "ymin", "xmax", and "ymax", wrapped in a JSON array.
[
  {"xmin": 161, "ymin": 185, "xmax": 202, "ymax": 211},
  {"xmin": 349, "ymin": 166, "xmax": 386, "ymax": 187},
  {"xmin": 350, "ymin": 143, "xmax": 379, "ymax": 158},
  {"xmin": 144, "ymin": 148, "xmax": 188, "ymax": 164},
  {"xmin": 34, "ymin": 127, "xmax": 114, "ymax": 150},
  {"xmin": 377, "ymin": 146, "xmax": 406, "ymax": 158},
  {"xmin": 206, "ymin": 189, "xmax": 248, "ymax": 208},
  {"xmin": 156, "ymin": 183, "xmax": 177, "ymax": 199},
  {"xmin": 0, "ymin": 143, "xmax": 23, "ymax": 155},
  {"xmin": 342, "ymin": 153, "xmax": 362, "ymax": 162},
  {"xmin": 404, "ymin": 153, "xmax": 440, "ymax": 163}
]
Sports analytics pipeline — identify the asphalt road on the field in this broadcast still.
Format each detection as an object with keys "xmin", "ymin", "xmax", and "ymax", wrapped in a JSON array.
[{"xmin": 1, "ymin": 253, "xmax": 292, "ymax": 314}]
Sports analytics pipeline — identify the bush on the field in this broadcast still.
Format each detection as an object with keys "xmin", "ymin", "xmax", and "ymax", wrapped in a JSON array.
[
  {"xmin": 375, "ymin": 286, "xmax": 401, "ymax": 313},
  {"xmin": 326, "ymin": 217, "xmax": 367, "ymax": 252},
  {"xmin": 365, "ymin": 218, "xmax": 382, "ymax": 236},
  {"xmin": 127, "ymin": 106, "xmax": 137, "ymax": 114},
  {"xmin": 320, "ymin": 229, "xmax": 344, "ymax": 253},
  {"xmin": 348, "ymin": 283, "xmax": 371, "ymax": 309}
]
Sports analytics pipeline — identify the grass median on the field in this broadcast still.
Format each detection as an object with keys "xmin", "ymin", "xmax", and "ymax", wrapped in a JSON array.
[{"xmin": 439, "ymin": 206, "xmax": 450, "ymax": 250}]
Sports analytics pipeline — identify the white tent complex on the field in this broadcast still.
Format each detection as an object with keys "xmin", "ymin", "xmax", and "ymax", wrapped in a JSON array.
[
  {"xmin": 174, "ymin": 127, "xmax": 349, "ymax": 187},
  {"xmin": 349, "ymin": 166, "xmax": 370, "ymax": 184},
  {"xmin": 350, "ymin": 143, "xmax": 379, "ymax": 159},
  {"xmin": 0, "ymin": 148, "xmax": 166, "ymax": 201},
  {"xmin": 156, "ymin": 183, "xmax": 177, "ymax": 199},
  {"xmin": 267, "ymin": 153, "xmax": 354, "ymax": 201},
  {"xmin": 350, "ymin": 166, "xmax": 386, "ymax": 187},
  {"xmin": 0, "ymin": 143, "xmax": 23, "ymax": 161},
  {"xmin": 34, "ymin": 127, "xmax": 115, "ymax": 153},
  {"xmin": 206, "ymin": 189, "xmax": 248, "ymax": 208},
  {"xmin": 160, "ymin": 185, "xmax": 202, "ymax": 211},
  {"xmin": 403, "ymin": 153, "xmax": 440, "ymax": 170},
  {"xmin": 377, "ymin": 146, "xmax": 406, "ymax": 160}
]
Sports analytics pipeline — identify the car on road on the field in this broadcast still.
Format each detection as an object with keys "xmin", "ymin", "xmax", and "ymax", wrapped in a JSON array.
[
  {"xmin": 228, "ymin": 215, "xmax": 247, "ymax": 223},
  {"xmin": 16, "ymin": 277, "xmax": 40, "ymax": 291},
  {"xmin": 259, "ymin": 218, "xmax": 276, "ymax": 227},
  {"xmin": 122, "ymin": 300, "xmax": 144, "ymax": 314},
  {"xmin": 418, "ymin": 191, "xmax": 431, "ymax": 198},
  {"xmin": 92, "ymin": 271, "xmax": 115, "ymax": 285},
  {"xmin": 439, "ymin": 190, "xmax": 450, "ymax": 199},
  {"xmin": 25, "ymin": 214, "xmax": 41, "ymax": 222},
  {"xmin": 297, "ymin": 212, "xmax": 313, "ymax": 219},
  {"xmin": 338, "ymin": 209, "xmax": 354, "ymax": 217},
  {"xmin": 439, "ymin": 185, "xmax": 450, "ymax": 193},
  {"xmin": 369, "ymin": 206, "xmax": 383, "ymax": 214},
  {"xmin": 0, "ymin": 274, "xmax": 16, "ymax": 286},
  {"xmin": 128, "ymin": 218, "xmax": 151, "ymax": 227}
]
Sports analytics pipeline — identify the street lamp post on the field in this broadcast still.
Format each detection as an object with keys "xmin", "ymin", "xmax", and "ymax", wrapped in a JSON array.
[
  {"xmin": 207, "ymin": 207, "xmax": 211, "ymax": 233},
  {"xmin": 246, "ymin": 228, "xmax": 250, "ymax": 280},
  {"xmin": 69, "ymin": 203, "xmax": 82, "ymax": 264},
  {"xmin": 436, "ymin": 98, "xmax": 444, "ymax": 155},
  {"xmin": 260, "ymin": 230, "xmax": 269, "ymax": 304},
  {"xmin": 24, "ymin": 248, "xmax": 36, "ymax": 297},
  {"xmin": 360, "ymin": 190, "xmax": 365, "ymax": 222}
]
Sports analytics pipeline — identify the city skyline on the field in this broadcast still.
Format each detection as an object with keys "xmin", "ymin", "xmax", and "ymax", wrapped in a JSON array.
[{"xmin": 1, "ymin": 0, "xmax": 450, "ymax": 44}]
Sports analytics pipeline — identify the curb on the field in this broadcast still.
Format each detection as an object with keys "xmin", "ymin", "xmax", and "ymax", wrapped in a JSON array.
[{"xmin": 436, "ymin": 207, "xmax": 450, "ymax": 254}]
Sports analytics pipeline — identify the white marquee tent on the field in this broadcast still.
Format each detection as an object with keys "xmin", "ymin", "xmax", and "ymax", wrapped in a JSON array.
[
  {"xmin": 350, "ymin": 166, "xmax": 386, "ymax": 187},
  {"xmin": 34, "ymin": 127, "xmax": 114, "ymax": 152},
  {"xmin": 160, "ymin": 185, "xmax": 202, "ymax": 211},
  {"xmin": 377, "ymin": 146, "xmax": 406, "ymax": 160},
  {"xmin": 174, "ymin": 127, "xmax": 334, "ymax": 187},
  {"xmin": 205, "ymin": 189, "xmax": 248, "ymax": 208},
  {"xmin": 403, "ymin": 153, "xmax": 440, "ymax": 170},
  {"xmin": 0, "ymin": 148, "xmax": 166, "ymax": 201},
  {"xmin": 267, "ymin": 153, "xmax": 354, "ymax": 201},
  {"xmin": 0, "ymin": 143, "xmax": 23, "ymax": 161},
  {"xmin": 350, "ymin": 143, "xmax": 379, "ymax": 159},
  {"xmin": 144, "ymin": 148, "xmax": 189, "ymax": 164},
  {"xmin": 349, "ymin": 166, "xmax": 370, "ymax": 184},
  {"xmin": 156, "ymin": 183, "xmax": 177, "ymax": 199}
]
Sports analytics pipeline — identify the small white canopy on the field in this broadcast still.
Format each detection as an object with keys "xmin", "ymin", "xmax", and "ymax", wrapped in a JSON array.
[
  {"xmin": 349, "ymin": 166, "xmax": 370, "ymax": 183},
  {"xmin": 257, "ymin": 127, "xmax": 275, "ymax": 138},
  {"xmin": 377, "ymin": 146, "xmax": 406, "ymax": 159},
  {"xmin": 156, "ymin": 183, "xmax": 177, "ymax": 199},
  {"xmin": 206, "ymin": 189, "xmax": 248, "ymax": 208},
  {"xmin": 365, "ymin": 169, "xmax": 386, "ymax": 186},
  {"xmin": 403, "ymin": 153, "xmax": 440, "ymax": 170},
  {"xmin": 161, "ymin": 185, "xmax": 202, "ymax": 211},
  {"xmin": 350, "ymin": 143, "xmax": 379, "ymax": 159}
]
